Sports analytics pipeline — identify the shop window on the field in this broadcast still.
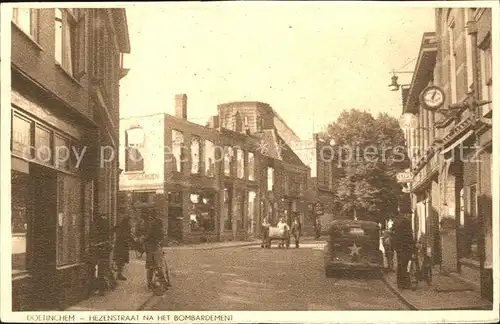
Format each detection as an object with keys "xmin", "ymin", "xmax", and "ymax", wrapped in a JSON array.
[
  {"xmin": 248, "ymin": 152, "xmax": 255, "ymax": 181},
  {"xmin": 191, "ymin": 136, "xmax": 201, "ymax": 174},
  {"xmin": 236, "ymin": 148, "xmax": 244, "ymax": 179},
  {"xmin": 54, "ymin": 134, "xmax": 70, "ymax": 170},
  {"xmin": 12, "ymin": 170, "xmax": 31, "ymax": 274},
  {"xmin": 11, "ymin": 113, "xmax": 33, "ymax": 159},
  {"xmin": 204, "ymin": 140, "xmax": 215, "ymax": 177},
  {"xmin": 12, "ymin": 8, "xmax": 39, "ymax": 41},
  {"xmin": 35, "ymin": 125, "xmax": 52, "ymax": 165},
  {"xmin": 54, "ymin": 8, "xmax": 87, "ymax": 79},
  {"xmin": 57, "ymin": 174, "xmax": 84, "ymax": 266},
  {"xmin": 172, "ymin": 130, "xmax": 184, "ymax": 172},
  {"xmin": 223, "ymin": 146, "xmax": 233, "ymax": 177}
]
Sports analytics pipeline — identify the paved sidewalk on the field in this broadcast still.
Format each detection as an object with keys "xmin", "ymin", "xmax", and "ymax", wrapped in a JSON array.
[
  {"xmin": 164, "ymin": 238, "xmax": 262, "ymax": 251},
  {"xmin": 66, "ymin": 255, "xmax": 152, "ymax": 311},
  {"xmin": 382, "ymin": 267, "xmax": 493, "ymax": 310}
]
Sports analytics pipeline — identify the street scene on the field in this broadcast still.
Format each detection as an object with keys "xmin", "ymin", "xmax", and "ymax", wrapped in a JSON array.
[{"xmin": 4, "ymin": 1, "xmax": 496, "ymax": 320}]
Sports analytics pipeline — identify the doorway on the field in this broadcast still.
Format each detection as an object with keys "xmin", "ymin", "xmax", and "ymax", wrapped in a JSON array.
[
  {"xmin": 30, "ymin": 164, "xmax": 58, "ymax": 310},
  {"xmin": 168, "ymin": 207, "xmax": 183, "ymax": 243}
]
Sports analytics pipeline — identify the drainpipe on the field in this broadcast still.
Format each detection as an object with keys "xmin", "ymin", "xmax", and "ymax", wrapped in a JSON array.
[{"xmin": 466, "ymin": 19, "xmax": 486, "ymax": 298}]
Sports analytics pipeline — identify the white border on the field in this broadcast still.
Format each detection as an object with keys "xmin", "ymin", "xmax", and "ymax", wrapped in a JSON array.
[{"xmin": 1, "ymin": 1, "xmax": 499, "ymax": 323}]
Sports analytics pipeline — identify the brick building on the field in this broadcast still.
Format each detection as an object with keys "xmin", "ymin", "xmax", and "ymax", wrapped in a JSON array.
[
  {"xmin": 10, "ymin": 8, "xmax": 130, "ymax": 310},
  {"xmin": 290, "ymin": 135, "xmax": 341, "ymax": 234},
  {"xmin": 400, "ymin": 7, "xmax": 492, "ymax": 301},
  {"xmin": 119, "ymin": 97, "xmax": 309, "ymax": 243}
]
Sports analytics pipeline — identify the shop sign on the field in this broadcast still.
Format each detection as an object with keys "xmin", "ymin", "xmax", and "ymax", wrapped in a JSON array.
[
  {"xmin": 127, "ymin": 173, "xmax": 160, "ymax": 181},
  {"xmin": 396, "ymin": 172, "xmax": 414, "ymax": 183}
]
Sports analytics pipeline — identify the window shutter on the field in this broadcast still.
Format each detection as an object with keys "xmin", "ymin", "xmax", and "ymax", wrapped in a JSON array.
[{"xmin": 74, "ymin": 12, "xmax": 88, "ymax": 80}]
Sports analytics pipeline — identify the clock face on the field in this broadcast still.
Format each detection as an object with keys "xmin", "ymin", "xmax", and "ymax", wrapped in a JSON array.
[{"xmin": 422, "ymin": 87, "xmax": 445, "ymax": 109}]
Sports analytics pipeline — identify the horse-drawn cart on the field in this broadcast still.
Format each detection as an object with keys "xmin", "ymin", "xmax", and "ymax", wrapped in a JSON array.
[{"xmin": 262, "ymin": 226, "xmax": 291, "ymax": 248}]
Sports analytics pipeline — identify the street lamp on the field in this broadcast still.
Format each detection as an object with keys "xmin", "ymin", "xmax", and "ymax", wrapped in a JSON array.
[{"xmin": 388, "ymin": 71, "xmax": 413, "ymax": 91}]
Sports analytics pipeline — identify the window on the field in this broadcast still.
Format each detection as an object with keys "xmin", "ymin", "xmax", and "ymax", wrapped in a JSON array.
[
  {"xmin": 204, "ymin": 140, "xmax": 215, "ymax": 177},
  {"xmin": 12, "ymin": 170, "xmax": 31, "ymax": 274},
  {"xmin": 248, "ymin": 152, "xmax": 255, "ymax": 181},
  {"xmin": 247, "ymin": 191, "xmax": 257, "ymax": 235},
  {"xmin": 224, "ymin": 146, "xmax": 233, "ymax": 176},
  {"xmin": 464, "ymin": 9, "xmax": 475, "ymax": 88},
  {"xmin": 267, "ymin": 167, "xmax": 274, "ymax": 191},
  {"xmin": 11, "ymin": 113, "xmax": 33, "ymax": 159},
  {"xmin": 35, "ymin": 125, "xmax": 52, "ymax": 165},
  {"xmin": 172, "ymin": 130, "xmax": 184, "ymax": 172},
  {"xmin": 54, "ymin": 8, "xmax": 87, "ymax": 78},
  {"xmin": 57, "ymin": 174, "xmax": 84, "ymax": 265},
  {"xmin": 236, "ymin": 148, "xmax": 244, "ymax": 179},
  {"xmin": 191, "ymin": 137, "xmax": 201, "ymax": 174},
  {"xmin": 125, "ymin": 128, "xmax": 145, "ymax": 172},
  {"xmin": 12, "ymin": 8, "xmax": 39, "ymax": 40},
  {"xmin": 447, "ymin": 18, "xmax": 457, "ymax": 103},
  {"xmin": 479, "ymin": 33, "xmax": 492, "ymax": 115},
  {"xmin": 224, "ymin": 187, "xmax": 232, "ymax": 230},
  {"xmin": 284, "ymin": 175, "xmax": 290, "ymax": 195},
  {"xmin": 54, "ymin": 135, "xmax": 70, "ymax": 170}
]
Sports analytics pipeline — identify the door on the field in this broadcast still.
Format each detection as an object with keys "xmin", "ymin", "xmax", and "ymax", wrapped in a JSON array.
[
  {"xmin": 168, "ymin": 207, "xmax": 183, "ymax": 243},
  {"xmin": 30, "ymin": 164, "xmax": 58, "ymax": 310}
]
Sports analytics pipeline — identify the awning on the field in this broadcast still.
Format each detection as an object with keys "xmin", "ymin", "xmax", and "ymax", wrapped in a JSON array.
[{"xmin": 440, "ymin": 130, "xmax": 474, "ymax": 155}]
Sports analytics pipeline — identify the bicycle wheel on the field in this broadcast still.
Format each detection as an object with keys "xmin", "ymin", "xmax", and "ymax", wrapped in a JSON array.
[{"xmin": 162, "ymin": 253, "xmax": 172, "ymax": 287}]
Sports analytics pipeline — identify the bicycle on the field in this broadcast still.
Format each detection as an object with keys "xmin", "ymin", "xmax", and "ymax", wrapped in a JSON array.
[
  {"xmin": 90, "ymin": 241, "xmax": 117, "ymax": 295},
  {"xmin": 151, "ymin": 251, "xmax": 172, "ymax": 296}
]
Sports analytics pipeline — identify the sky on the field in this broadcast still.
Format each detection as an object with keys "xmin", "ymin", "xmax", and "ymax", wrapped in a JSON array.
[{"xmin": 120, "ymin": 2, "xmax": 436, "ymax": 140}]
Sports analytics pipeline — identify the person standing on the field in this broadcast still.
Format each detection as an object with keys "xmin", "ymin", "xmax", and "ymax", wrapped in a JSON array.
[
  {"xmin": 113, "ymin": 214, "xmax": 132, "ymax": 280},
  {"xmin": 314, "ymin": 218, "xmax": 322, "ymax": 240},
  {"xmin": 382, "ymin": 229, "xmax": 394, "ymax": 272},
  {"xmin": 261, "ymin": 216, "xmax": 270, "ymax": 248},
  {"xmin": 291, "ymin": 217, "xmax": 302, "ymax": 248},
  {"xmin": 393, "ymin": 216, "xmax": 415, "ymax": 289},
  {"xmin": 141, "ymin": 209, "xmax": 168, "ymax": 290}
]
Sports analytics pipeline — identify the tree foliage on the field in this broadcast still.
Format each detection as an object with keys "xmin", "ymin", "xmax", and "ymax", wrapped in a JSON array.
[{"xmin": 321, "ymin": 109, "xmax": 409, "ymax": 224}]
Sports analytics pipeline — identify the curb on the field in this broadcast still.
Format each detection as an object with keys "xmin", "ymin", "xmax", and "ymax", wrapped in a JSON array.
[
  {"xmin": 163, "ymin": 241, "xmax": 261, "ymax": 251},
  {"xmin": 381, "ymin": 274, "xmax": 418, "ymax": 310}
]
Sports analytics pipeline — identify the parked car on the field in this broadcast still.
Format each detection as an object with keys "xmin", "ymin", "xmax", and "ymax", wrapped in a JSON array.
[{"xmin": 323, "ymin": 219, "xmax": 384, "ymax": 277}]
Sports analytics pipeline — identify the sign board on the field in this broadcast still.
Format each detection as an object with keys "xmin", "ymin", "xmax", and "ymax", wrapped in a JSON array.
[{"xmin": 396, "ymin": 172, "xmax": 413, "ymax": 183}]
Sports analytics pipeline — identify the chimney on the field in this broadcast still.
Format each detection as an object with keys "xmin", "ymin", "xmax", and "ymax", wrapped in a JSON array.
[{"xmin": 175, "ymin": 94, "xmax": 187, "ymax": 119}]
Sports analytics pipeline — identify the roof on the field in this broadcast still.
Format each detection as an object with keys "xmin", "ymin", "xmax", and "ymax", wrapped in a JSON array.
[
  {"xmin": 253, "ymin": 129, "xmax": 306, "ymax": 167},
  {"xmin": 403, "ymin": 32, "xmax": 437, "ymax": 114}
]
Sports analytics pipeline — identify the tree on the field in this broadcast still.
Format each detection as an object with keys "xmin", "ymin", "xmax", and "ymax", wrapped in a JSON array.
[{"xmin": 321, "ymin": 109, "xmax": 409, "ymax": 224}]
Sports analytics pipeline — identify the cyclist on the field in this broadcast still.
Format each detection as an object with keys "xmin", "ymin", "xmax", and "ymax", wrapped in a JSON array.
[{"xmin": 141, "ymin": 208, "xmax": 168, "ymax": 291}]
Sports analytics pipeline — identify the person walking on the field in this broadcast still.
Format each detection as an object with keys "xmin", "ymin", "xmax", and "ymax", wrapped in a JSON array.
[
  {"xmin": 113, "ymin": 214, "xmax": 133, "ymax": 280},
  {"xmin": 291, "ymin": 217, "xmax": 302, "ymax": 248},
  {"xmin": 392, "ymin": 216, "xmax": 415, "ymax": 289}
]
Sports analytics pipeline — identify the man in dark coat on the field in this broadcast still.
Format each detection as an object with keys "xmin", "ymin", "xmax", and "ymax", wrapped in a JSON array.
[
  {"xmin": 140, "ymin": 208, "xmax": 167, "ymax": 290},
  {"xmin": 113, "ymin": 215, "xmax": 132, "ymax": 280},
  {"xmin": 392, "ymin": 216, "xmax": 415, "ymax": 289},
  {"xmin": 291, "ymin": 217, "xmax": 302, "ymax": 248}
]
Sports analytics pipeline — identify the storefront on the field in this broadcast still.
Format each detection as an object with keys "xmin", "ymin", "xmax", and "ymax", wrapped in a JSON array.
[{"xmin": 11, "ymin": 94, "xmax": 94, "ymax": 310}]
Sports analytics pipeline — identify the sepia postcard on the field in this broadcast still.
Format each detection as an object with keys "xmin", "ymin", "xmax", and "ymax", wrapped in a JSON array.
[{"xmin": 1, "ymin": 1, "xmax": 499, "ymax": 323}]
